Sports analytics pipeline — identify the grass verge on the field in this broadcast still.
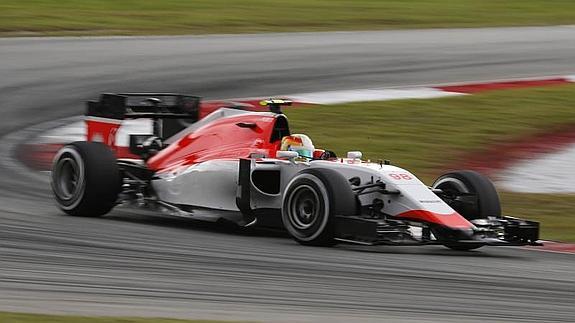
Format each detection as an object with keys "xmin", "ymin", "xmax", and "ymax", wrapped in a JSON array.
[
  {"xmin": 0, "ymin": 312, "xmax": 238, "ymax": 323},
  {"xmin": 285, "ymin": 84, "xmax": 575, "ymax": 242},
  {"xmin": 1, "ymin": 0, "xmax": 575, "ymax": 36}
]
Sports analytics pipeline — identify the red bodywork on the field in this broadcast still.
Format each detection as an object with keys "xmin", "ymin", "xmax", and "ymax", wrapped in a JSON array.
[
  {"xmin": 148, "ymin": 113, "xmax": 284, "ymax": 171},
  {"xmin": 396, "ymin": 210, "xmax": 473, "ymax": 229},
  {"xmin": 86, "ymin": 100, "xmax": 282, "ymax": 164}
]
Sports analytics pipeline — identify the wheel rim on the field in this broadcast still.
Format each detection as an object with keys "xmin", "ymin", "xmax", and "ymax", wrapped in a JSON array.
[
  {"xmin": 433, "ymin": 177, "xmax": 470, "ymax": 195},
  {"xmin": 282, "ymin": 173, "xmax": 331, "ymax": 242},
  {"xmin": 54, "ymin": 157, "xmax": 80, "ymax": 200},
  {"xmin": 433, "ymin": 175, "xmax": 484, "ymax": 220},
  {"xmin": 52, "ymin": 147, "xmax": 86, "ymax": 210},
  {"xmin": 288, "ymin": 185, "xmax": 320, "ymax": 230}
]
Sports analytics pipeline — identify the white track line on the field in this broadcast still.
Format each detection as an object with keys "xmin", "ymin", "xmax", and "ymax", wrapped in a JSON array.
[
  {"xmin": 497, "ymin": 144, "xmax": 575, "ymax": 193},
  {"xmin": 288, "ymin": 87, "xmax": 464, "ymax": 105}
]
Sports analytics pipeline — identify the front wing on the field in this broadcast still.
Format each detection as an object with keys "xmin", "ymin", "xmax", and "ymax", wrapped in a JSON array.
[{"xmin": 333, "ymin": 215, "xmax": 541, "ymax": 247}]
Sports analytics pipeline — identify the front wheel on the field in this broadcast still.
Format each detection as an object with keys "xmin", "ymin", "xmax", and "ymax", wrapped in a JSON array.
[
  {"xmin": 432, "ymin": 170, "xmax": 501, "ymax": 251},
  {"xmin": 281, "ymin": 168, "xmax": 357, "ymax": 246},
  {"xmin": 51, "ymin": 141, "xmax": 121, "ymax": 217},
  {"xmin": 432, "ymin": 170, "xmax": 501, "ymax": 220}
]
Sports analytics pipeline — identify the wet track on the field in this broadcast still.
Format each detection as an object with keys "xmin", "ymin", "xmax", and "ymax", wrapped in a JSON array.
[{"xmin": 1, "ymin": 27, "xmax": 575, "ymax": 322}]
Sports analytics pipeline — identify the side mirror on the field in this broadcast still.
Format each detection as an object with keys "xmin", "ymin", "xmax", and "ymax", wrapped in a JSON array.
[
  {"xmin": 347, "ymin": 151, "xmax": 363, "ymax": 160},
  {"xmin": 277, "ymin": 150, "xmax": 299, "ymax": 160}
]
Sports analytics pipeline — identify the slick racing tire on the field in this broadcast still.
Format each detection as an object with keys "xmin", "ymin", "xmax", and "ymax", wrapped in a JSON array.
[
  {"xmin": 51, "ymin": 141, "xmax": 121, "ymax": 217},
  {"xmin": 432, "ymin": 170, "xmax": 501, "ymax": 251},
  {"xmin": 282, "ymin": 168, "xmax": 357, "ymax": 246}
]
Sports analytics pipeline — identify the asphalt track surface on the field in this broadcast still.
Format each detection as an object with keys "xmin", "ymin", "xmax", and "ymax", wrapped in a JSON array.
[{"xmin": 1, "ymin": 26, "xmax": 574, "ymax": 322}]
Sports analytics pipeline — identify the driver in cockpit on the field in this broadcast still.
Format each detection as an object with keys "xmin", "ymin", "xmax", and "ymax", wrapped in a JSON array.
[{"xmin": 280, "ymin": 134, "xmax": 336, "ymax": 160}]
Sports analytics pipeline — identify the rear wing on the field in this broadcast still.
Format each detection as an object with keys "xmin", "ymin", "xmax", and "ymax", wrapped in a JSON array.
[
  {"xmin": 85, "ymin": 93, "xmax": 200, "ymax": 153},
  {"xmin": 86, "ymin": 93, "xmax": 201, "ymax": 120}
]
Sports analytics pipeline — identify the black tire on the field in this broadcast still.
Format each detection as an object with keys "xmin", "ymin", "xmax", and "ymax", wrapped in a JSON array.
[
  {"xmin": 432, "ymin": 170, "xmax": 501, "ymax": 220},
  {"xmin": 443, "ymin": 243, "xmax": 485, "ymax": 251},
  {"xmin": 432, "ymin": 170, "xmax": 500, "ymax": 251},
  {"xmin": 51, "ymin": 141, "xmax": 121, "ymax": 217},
  {"xmin": 281, "ymin": 168, "xmax": 357, "ymax": 246}
]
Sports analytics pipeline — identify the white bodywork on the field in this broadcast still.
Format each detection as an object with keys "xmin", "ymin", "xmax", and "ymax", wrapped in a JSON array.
[
  {"xmin": 153, "ymin": 160, "xmax": 240, "ymax": 210},
  {"xmin": 311, "ymin": 161, "xmax": 456, "ymax": 218},
  {"xmin": 150, "ymin": 157, "xmax": 457, "ymax": 223}
]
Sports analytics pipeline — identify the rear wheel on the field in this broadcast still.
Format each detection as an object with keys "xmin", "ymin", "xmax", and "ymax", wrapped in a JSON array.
[
  {"xmin": 432, "ymin": 170, "xmax": 501, "ymax": 251},
  {"xmin": 282, "ymin": 168, "xmax": 356, "ymax": 246},
  {"xmin": 51, "ymin": 141, "xmax": 121, "ymax": 217}
]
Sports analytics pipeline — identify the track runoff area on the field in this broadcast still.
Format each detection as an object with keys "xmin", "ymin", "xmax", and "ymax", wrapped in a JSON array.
[{"xmin": 16, "ymin": 75, "xmax": 575, "ymax": 254}]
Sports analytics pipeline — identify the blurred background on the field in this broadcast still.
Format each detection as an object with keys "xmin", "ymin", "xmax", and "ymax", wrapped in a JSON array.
[{"xmin": 0, "ymin": 1, "xmax": 574, "ymax": 322}]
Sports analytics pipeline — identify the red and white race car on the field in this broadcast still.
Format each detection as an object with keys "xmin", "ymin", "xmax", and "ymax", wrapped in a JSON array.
[{"xmin": 51, "ymin": 93, "xmax": 540, "ymax": 250}]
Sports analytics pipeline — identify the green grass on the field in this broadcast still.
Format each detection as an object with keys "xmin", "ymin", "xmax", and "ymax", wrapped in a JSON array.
[
  {"xmin": 285, "ymin": 84, "xmax": 575, "ymax": 242},
  {"xmin": 0, "ymin": 312, "xmax": 238, "ymax": 323},
  {"xmin": 1, "ymin": 0, "xmax": 575, "ymax": 36}
]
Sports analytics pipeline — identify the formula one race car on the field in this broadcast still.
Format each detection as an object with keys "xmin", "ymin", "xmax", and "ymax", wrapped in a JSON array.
[{"xmin": 51, "ymin": 93, "xmax": 541, "ymax": 250}]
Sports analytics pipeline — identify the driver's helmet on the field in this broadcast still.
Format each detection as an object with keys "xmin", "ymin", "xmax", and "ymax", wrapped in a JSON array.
[{"xmin": 280, "ymin": 134, "xmax": 315, "ymax": 159}]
